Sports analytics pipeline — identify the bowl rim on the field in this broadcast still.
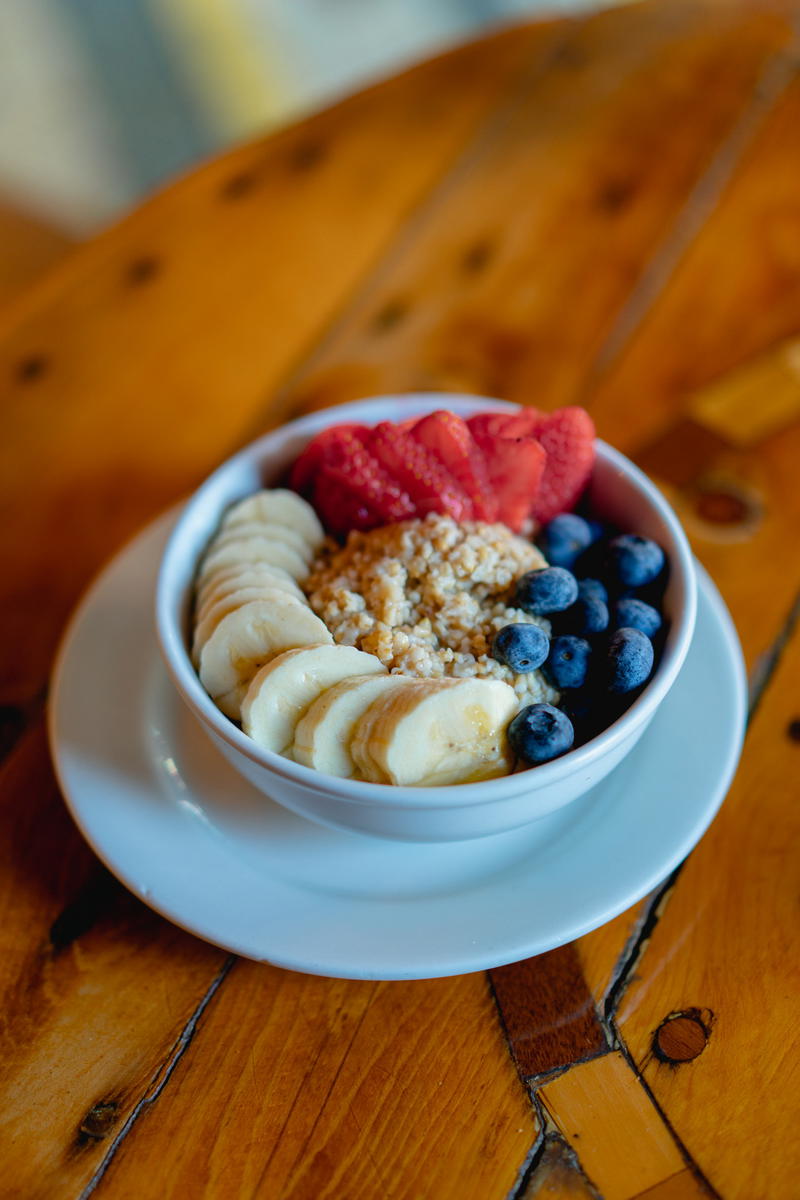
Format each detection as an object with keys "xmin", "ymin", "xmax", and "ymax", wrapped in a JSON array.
[{"xmin": 155, "ymin": 393, "xmax": 698, "ymax": 810}]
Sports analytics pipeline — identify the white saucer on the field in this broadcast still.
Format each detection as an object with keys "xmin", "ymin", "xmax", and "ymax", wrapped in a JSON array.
[{"xmin": 48, "ymin": 513, "xmax": 747, "ymax": 980}]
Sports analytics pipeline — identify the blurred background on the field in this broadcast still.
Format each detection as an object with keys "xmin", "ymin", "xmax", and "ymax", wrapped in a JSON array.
[{"xmin": 0, "ymin": 0, "xmax": 615, "ymax": 240}]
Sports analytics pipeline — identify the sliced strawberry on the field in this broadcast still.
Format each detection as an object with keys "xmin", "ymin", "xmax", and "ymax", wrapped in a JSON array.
[
  {"xmin": 312, "ymin": 429, "xmax": 415, "ymax": 536},
  {"xmin": 313, "ymin": 479, "xmax": 381, "ymax": 536},
  {"xmin": 467, "ymin": 408, "xmax": 542, "ymax": 444},
  {"xmin": 471, "ymin": 432, "xmax": 546, "ymax": 531},
  {"xmin": 469, "ymin": 405, "xmax": 595, "ymax": 524},
  {"xmin": 410, "ymin": 410, "xmax": 498, "ymax": 521},
  {"xmin": 289, "ymin": 423, "xmax": 369, "ymax": 494},
  {"xmin": 529, "ymin": 407, "xmax": 595, "ymax": 523},
  {"xmin": 368, "ymin": 421, "xmax": 473, "ymax": 521}
]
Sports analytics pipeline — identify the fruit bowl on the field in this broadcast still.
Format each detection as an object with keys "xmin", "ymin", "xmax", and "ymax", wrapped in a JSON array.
[{"xmin": 155, "ymin": 394, "xmax": 697, "ymax": 842}]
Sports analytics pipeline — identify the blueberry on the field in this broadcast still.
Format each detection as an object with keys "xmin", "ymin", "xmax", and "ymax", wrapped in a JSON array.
[
  {"xmin": 544, "ymin": 635, "xmax": 592, "ymax": 689},
  {"xmin": 613, "ymin": 598, "xmax": 662, "ymax": 638},
  {"xmin": 606, "ymin": 628, "xmax": 655, "ymax": 693},
  {"xmin": 560, "ymin": 689, "xmax": 604, "ymax": 744},
  {"xmin": 606, "ymin": 534, "xmax": 665, "ymax": 588},
  {"xmin": 515, "ymin": 567, "xmax": 578, "ymax": 615},
  {"xmin": 537, "ymin": 514, "xmax": 594, "ymax": 569},
  {"xmin": 491, "ymin": 624, "xmax": 549, "ymax": 673},
  {"xmin": 578, "ymin": 578, "xmax": 608, "ymax": 605},
  {"xmin": 508, "ymin": 702, "xmax": 574, "ymax": 765},
  {"xmin": 560, "ymin": 588, "xmax": 609, "ymax": 636}
]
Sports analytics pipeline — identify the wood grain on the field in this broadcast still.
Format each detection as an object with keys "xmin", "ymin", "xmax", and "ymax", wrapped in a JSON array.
[
  {"xmin": 0, "ymin": 722, "xmax": 226, "ymax": 1199},
  {"xmin": 272, "ymin": 0, "xmax": 793, "ymax": 420},
  {"xmin": 0, "ymin": 197, "xmax": 72, "ymax": 309},
  {"xmin": 0, "ymin": 22, "xmax": 554, "ymax": 710},
  {"xmin": 539, "ymin": 1052, "xmax": 689, "ymax": 1200},
  {"xmin": 490, "ymin": 945, "xmax": 607, "ymax": 1081},
  {"xmin": 591, "ymin": 66, "xmax": 800, "ymax": 454},
  {"xmin": 630, "ymin": 1170, "xmax": 710, "ymax": 1200},
  {"xmin": 89, "ymin": 968, "xmax": 538, "ymax": 1200},
  {"xmin": 613, "ymin": 616, "xmax": 800, "ymax": 1198},
  {"xmin": 589, "ymin": 73, "xmax": 800, "ymax": 673}
]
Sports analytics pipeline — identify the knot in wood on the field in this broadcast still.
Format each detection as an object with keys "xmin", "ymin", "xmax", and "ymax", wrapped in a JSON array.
[
  {"xmin": 653, "ymin": 1010, "xmax": 711, "ymax": 1064},
  {"xmin": 693, "ymin": 487, "xmax": 750, "ymax": 526},
  {"xmin": 80, "ymin": 1101, "xmax": 119, "ymax": 1140}
]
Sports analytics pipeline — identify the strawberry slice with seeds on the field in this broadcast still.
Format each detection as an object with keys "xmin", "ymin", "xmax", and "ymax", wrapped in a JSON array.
[
  {"xmin": 467, "ymin": 408, "xmax": 541, "ymax": 443},
  {"xmin": 528, "ymin": 407, "xmax": 595, "ymax": 523},
  {"xmin": 469, "ymin": 427, "xmax": 546, "ymax": 531},
  {"xmin": 312, "ymin": 429, "xmax": 415, "ymax": 535},
  {"xmin": 411, "ymin": 410, "xmax": 498, "ymax": 521},
  {"xmin": 289, "ymin": 423, "xmax": 369, "ymax": 495},
  {"xmin": 369, "ymin": 421, "xmax": 473, "ymax": 521},
  {"xmin": 469, "ymin": 405, "xmax": 595, "ymax": 524}
]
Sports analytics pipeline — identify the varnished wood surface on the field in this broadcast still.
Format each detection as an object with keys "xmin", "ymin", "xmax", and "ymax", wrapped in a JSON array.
[{"xmin": 1, "ymin": 2, "xmax": 799, "ymax": 1195}]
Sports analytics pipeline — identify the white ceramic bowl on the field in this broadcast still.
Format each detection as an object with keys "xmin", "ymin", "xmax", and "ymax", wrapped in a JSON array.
[{"xmin": 156, "ymin": 394, "xmax": 697, "ymax": 842}]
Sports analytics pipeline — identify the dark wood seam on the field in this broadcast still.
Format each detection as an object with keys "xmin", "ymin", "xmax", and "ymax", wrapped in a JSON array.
[{"xmin": 77, "ymin": 954, "xmax": 237, "ymax": 1199}]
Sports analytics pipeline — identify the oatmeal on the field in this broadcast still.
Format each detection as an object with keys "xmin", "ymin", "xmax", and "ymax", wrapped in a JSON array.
[{"xmin": 304, "ymin": 513, "xmax": 560, "ymax": 707}]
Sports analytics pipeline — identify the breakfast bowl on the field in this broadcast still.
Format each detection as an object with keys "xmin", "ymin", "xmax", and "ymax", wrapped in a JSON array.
[{"xmin": 155, "ymin": 394, "xmax": 697, "ymax": 842}]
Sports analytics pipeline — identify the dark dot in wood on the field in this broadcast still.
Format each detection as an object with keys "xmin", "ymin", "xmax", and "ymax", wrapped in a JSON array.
[
  {"xmin": 15, "ymin": 354, "xmax": 49, "ymax": 383},
  {"xmin": 694, "ymin": 488, "xmax": 750, "ymax": 525},
  {"xmin": 787, "ymin": 718, "xmax": 800, "ymax": 742},
  {"xmin": 79, "ymin": 1101, "xmax": 119, "ymax": 1140},
  {"xmin": 653, "ymin": 1011, "xmax": 710, "ymax": 1063},
  {"xmin": 553, "ymin": 42, "xmax": 585, "ymax": 68},
  {"xmin": 220, "ymin": 171, "xmax": 257, "ymax": 199},
  {"xmin": 371, "ymin": 298, "xmax": 409, "ymax": 333},
  {"xmin": 288, "ymin": 141, "xmax": 326, "ymax": 172},
  {"xmin": 461, "ymin": 239, "xmax": 495, "ymax": 274},
  {"xmin": 597, "ymin": 178, "xmax": 636, "ymax": 213},
  {"xmin": 126, "ymin": 255, "xmax": 161, "ymax": 285}
]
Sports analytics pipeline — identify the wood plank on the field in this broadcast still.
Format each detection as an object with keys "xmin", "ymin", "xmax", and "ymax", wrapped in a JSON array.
[
  {"xmin": 539, "ymin": 1052, "xmax": 689, "ymax": 1200},
  {"xmin": 89, "ymin": 968, "xmax": 538, "ymax": 1200},
  {"xmin": 630, "ymin": 1169, "xmax": 710, "ymax": 1200},
  {"xmin": 270, "ymin": 0, "xmax": 793, "ymax": 422},
  {"xmin": 490, "ymin": 945, "xmax": 608, "ymax": 1081},
  {"xmin": 591, "ymin": 70, "xmax": 800, "ymax": 455},
  {"xmin": 584, "ymin": 75, "xmax": 800, "ymax": 673},
  {"xmin": 0, "ymin": 22, "xmax": 555, "ymax": 710},
  {"xmin": 0, "ymin": 197, "xmax": 73, "ymax": 309},
  {"xmin": 688, "ymin": 333, "xmax": 800, "ymax": 447},
  {"xmin": 614, "ymin": 617, "xmax": 800, "ymax": 1198},
  {"xmin": 0, "ymin": 721, "xmax": 226, "ymax": 1199}
]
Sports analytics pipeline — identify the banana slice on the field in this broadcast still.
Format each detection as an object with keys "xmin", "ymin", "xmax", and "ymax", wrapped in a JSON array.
[
  {"xmin": 293, "ymin": 672, "xmax": 412, "ymax": 778},
  {"xmin": 196, "ymin": 567, "xmax": 304, "ymax": 620},
  {"xmin": 197, "ymin": 563, "xmax": 304, "ymax": 609},
  {"xmin": 192, "ymin": 585, "xmax": 305, "ymax": 666},
  {"xmin": 211, "ymin": 521, "xmax": 314, "ymax": 565},
  {"xmin": 222, "ymin": 489, "xmax": 324, "ymax": 549},
  {"xmin": 351, "ymin": 677, "xmax": 518, "ymax": 786},
  {"xmin": 199, "ymin": 597, "xmax": 332, "ymax": 717},
  {"xmin": 241, "ymin": 644, "xmax": 385, "ymax": 756},
  {"xmin": 198, "ymin": 536, "xmax": 310, "ymax": 582}
]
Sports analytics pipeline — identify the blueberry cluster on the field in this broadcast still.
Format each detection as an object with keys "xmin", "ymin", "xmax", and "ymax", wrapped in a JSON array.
[{"xmin": 492, "ymin": 514, "xmax": 668, "ymax": 767}]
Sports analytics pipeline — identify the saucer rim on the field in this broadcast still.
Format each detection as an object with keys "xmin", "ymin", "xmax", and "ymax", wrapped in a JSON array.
[{"xmin": 47, "ymin": 513, "xmax": 747, "ymax": 980}]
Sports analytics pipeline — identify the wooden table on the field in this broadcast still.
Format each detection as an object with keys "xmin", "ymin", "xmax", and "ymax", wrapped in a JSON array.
[{"xmin": 2, "ymin": 1, "xmax": 799, "ymax": 1195}]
